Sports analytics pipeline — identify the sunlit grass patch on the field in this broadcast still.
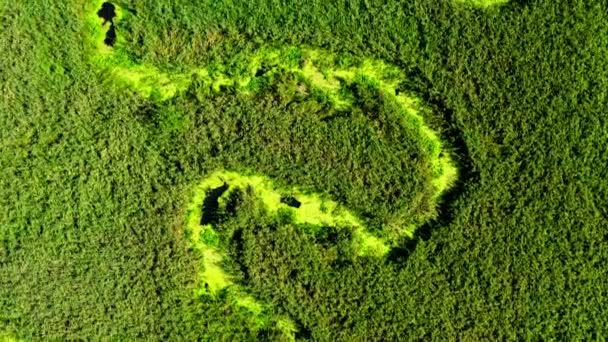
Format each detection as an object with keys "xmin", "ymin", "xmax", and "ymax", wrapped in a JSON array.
[{"xmin": 454, "ymin": 0, "xmax": 510, "ymax": 8}]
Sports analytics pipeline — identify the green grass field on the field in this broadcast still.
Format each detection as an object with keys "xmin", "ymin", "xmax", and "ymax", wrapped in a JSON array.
[{"xmin": 1, "ymin": 0, "xmax": 608, "ymax": 340}]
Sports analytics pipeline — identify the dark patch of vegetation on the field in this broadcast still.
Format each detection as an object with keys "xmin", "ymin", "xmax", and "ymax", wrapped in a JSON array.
[
  {"xmin": 200, "ymin": 182, "xmax": 229, "ymax": 225},
  {"xmin": 224, "ymin": 188, "xmax": 244, "ymax": 216},
  {"xmin": 1, "ymin": 0, "xmax": 608, "ymax": 340},
  {"xmin": 280, "ymin": 196, "xmax": 301, "ymax": 208}
]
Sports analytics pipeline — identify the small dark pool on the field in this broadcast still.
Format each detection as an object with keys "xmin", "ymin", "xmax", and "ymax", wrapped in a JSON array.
[
  {"xmin": 97, "ymin": 2, "xmax": 116, "ymax": 23},
  {"xmin": 97, "ymin": 2, "xmax": 117, "ymax": 47},
  {"xmin": 281, "ymin": 196, "xmax": 302, "ymax": 208}
]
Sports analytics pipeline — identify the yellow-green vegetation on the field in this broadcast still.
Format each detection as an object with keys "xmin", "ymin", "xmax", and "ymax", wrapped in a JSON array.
[
  {"xmin": 87, "ymin": 1, "xmax": 191, "ymax": 100},
  {"xmin": 454, "ymin": 0, "xmax": 510, "ymax": 8},
  {"xmin": 85, "ymin": 3, "xmax": 460, "ymax": 338},
  {"xmin": 89, "ymin": 2, "xmax": 458, "ymax": 329},
  {"xmin": 86, "ymin": 2, "xmax": 457, "ymax": 213},
  {"xmin": 0, "ymin": 334, "xmax": 19, "ymax": 342},
  {"xmin": 190, "ymin": 170, "xmax": 388, "ymax": 255},
  {"xmin": 4, "ymin": 0, "xmax": 607, "ymax": 340},
  {"xmin": 184, "ymin": 170, "xmax": 391, "ymax": 337}
]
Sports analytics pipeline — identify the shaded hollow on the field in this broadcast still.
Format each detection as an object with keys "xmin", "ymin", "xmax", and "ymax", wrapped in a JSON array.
[{"xmin": 201, "ymin": 182, "xmax": 230, "ymax": 225}]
